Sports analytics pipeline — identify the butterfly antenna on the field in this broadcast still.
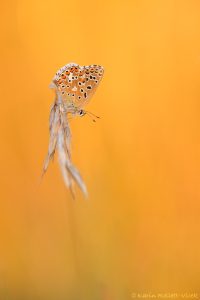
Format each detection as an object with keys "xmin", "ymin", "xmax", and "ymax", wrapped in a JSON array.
[{"xmin": 85, "ymin": 110, "xmax": 100, "ymax": 122}]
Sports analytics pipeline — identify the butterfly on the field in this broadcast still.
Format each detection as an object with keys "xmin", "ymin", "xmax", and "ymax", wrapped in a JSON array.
[
  {"xmin": 43, "ymin": 62, "xmax": 104, "ymax": 197},
  {"xmin": 50, "ymin": 62, "xmax": 104, "ymax": 119}
]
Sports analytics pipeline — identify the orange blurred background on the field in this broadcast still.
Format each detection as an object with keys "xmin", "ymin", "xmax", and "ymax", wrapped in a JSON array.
[{"xmin": 0, "ymin": 0, "xmax": 200, "ymax": 299}]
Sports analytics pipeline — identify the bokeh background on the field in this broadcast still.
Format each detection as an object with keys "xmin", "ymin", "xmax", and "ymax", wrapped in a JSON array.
[{"xmin": 1, "ymin": 0, "xmax": 200, "ymax": 299}]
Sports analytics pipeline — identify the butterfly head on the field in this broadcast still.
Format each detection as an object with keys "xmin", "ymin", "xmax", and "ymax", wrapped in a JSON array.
[{"xmin": 78, "ymin": 109, "xmax": 86, "ymax": 117}]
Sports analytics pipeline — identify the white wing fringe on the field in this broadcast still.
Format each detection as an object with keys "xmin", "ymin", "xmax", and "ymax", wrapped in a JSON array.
[{"xmin": 42, "ymin": 103, "xmax": 88, "ymax": 198}]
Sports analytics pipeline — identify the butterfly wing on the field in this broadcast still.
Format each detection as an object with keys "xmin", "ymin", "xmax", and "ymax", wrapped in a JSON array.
[{"xmin": 52, "ymin": 63, "xmax": 104, "ymax": 109}]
